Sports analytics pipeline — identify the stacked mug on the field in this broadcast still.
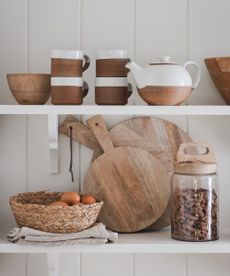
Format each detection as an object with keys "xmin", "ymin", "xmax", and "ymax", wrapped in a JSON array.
[
  {"xmin": 51, "ymin": 50, "xmax": 90, "ymax": 105},
  {"xmin": 95, "ymin": 50, "xmax": 132, "ymax": 105}
]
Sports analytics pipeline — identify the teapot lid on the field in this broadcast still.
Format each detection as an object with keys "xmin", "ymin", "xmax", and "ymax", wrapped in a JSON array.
[{"xmin": 149, "ymin": 56, "xmax": 178, "ymax": 65}]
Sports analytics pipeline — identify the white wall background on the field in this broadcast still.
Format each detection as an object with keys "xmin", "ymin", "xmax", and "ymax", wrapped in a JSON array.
[{"xmin": 0, "ymin": 0, "xmax": 230, "ymax": 275}]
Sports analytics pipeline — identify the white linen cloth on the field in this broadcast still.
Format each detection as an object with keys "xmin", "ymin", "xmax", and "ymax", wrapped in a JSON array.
[{"xmin": 7, "ymin": 223, "xmax": 118, "ymax": 245}]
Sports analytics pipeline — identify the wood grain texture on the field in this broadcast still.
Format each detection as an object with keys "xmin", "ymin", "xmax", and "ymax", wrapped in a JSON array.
[
  {"xmin": 175, "ymin": 142, "xmax": 217, "ymax": 175},
  {"xmin": 60, "ymin": 115, "xmax": 191, "ymax": 159},
  {"xmin": 84, "ymin": 115, "xmax": 170, "ymax": 232},
  {"xmin": 205, "ymin": 57, "xmax": 230, "ymax": 104},
  {"xmin": 85, "ymin": 147, "xmax": 170, "ymax": 232},
  {"xmin": 60, "ymin": 116, "xmax": 192, "ymax": 230},
  {"xmin": 7, "ymin": 74, "xmax": 51, "ymax": 105},
  {"xmin": 176, "ymin": 142, "xmax": 216, "ymax": 163},
  {"xmin": 137, "ymin": 86, "xmax": 192, "ymax": 105},
  {"xmin": 86, "ymin": 115, "xmax": 114, "ymax": 152},
  {"xmin": 59, "ymin": 115, "xmax": 98, "ymax": 150},
  {"xmin": 216, "ymin": 57, "xmax": 230, "ymax": 72},
  {"xmin": 105, "ymin": 117, "xmax": 192, "ymax": 230}
]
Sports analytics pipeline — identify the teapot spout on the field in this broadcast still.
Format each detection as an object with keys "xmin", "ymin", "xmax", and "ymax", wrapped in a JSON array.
[{"xmin": 125, "ymin": 61, "xmax": 146, "ymax": 89}]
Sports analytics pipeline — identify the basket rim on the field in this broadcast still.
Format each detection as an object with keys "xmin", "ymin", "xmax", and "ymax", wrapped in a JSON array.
[{"xmin": 9, "ymin": 191, "xmax": 103, "ymax": 209}]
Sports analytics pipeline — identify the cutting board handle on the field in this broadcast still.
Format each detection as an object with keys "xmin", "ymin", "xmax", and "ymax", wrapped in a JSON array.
[
  {"xmin": 65, "ymin": 120, "xmax": 98, "ymax": 150},
  {"xmin": 87, "ymin": 115, "xmax": 114, "ymax": 153}
]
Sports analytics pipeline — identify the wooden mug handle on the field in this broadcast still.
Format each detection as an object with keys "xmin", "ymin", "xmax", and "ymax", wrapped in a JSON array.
[
  {"xmin": 82, "ymin": 54, "xmax": 90, "ymax": 71},
  {"xmin": 87, "ymin": 115, "xmax": 114, "ymax": 153},
  {"xmin": 82, "ymin": 81, "xmax": 89, "ymax": 98},
  {"xmin": 176, "ymin": 142, "xmax": 216, "ymax": 164}
]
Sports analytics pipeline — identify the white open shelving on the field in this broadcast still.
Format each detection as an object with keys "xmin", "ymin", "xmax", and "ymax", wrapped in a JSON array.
[
  {"xmin": 0, "ymin": 105, "xmax": 229, "ymax": 115},
  {"xmin": 1, "ymin": 229, "xmax": 230, "ymax": 254},
  {"xmin": 1, "ymin": 105, "xmax": 229, "ymax": 256}
]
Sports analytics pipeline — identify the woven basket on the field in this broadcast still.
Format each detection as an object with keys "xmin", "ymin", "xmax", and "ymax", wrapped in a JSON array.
[{"xmin": 9, "ymin": 191, "xmax": 103, "ymax": 234}]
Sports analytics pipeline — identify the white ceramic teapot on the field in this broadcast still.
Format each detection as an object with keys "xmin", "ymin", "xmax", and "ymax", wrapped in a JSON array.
[{"xmin": 126, "ymin": 56, "xmax": 201, "ymax": 105}]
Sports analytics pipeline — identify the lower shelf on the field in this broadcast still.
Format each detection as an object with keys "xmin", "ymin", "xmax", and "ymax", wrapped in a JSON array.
[{"xmin": 1, "ymin": 228, "xmax": 230, "ymax": 253}]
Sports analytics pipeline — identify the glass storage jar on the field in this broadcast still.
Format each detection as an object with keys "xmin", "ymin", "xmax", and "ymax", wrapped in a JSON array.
[{"xmin": 171, "ymin": 143, "xmax": 218, "ymax": 241}]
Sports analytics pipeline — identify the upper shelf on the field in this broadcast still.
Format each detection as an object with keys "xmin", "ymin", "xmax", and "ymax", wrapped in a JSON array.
[
  {"xmin": 0, "ymin": 105, "xmax": 230, "ymax": 115},
  {"xmin": 1, "ymin": 228, "xmax": 230, "ymax": 253}
]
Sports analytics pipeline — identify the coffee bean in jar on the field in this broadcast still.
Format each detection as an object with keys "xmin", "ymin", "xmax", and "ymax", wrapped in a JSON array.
[{"xmin": 171, "ymin": 143, "xmax": 219, "ymax": 241}]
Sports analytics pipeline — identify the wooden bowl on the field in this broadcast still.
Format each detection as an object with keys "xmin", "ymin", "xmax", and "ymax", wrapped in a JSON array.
[
  {"xmin": 205, "ymin": 57, "xmax": 230, "ymax": 104},
  {"xmin": 7, "ymin": 74, "xmax": 51, "ymax": 104},
  {"xmin": 137, "ymin": 86, "xmax": 192, "ymax": 105}
]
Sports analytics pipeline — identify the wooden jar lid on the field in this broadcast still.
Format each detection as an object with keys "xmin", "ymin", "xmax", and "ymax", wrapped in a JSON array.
[
  {"xmin": 174, "ymin": 162, "xmax": 217, "ymax": 175},
  {"xmin": 174, "ymin": 142, "xmax": 217, "ymax": 175}
]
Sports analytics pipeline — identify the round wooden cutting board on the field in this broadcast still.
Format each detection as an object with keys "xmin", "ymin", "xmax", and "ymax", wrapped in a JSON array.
[
  {"xmin": 60, "ymin": 115, "xmax": 192, "ymax": 230},
  {"xmin": 84, "ymin": 115, "xmax": 170, "ymax": 233}
]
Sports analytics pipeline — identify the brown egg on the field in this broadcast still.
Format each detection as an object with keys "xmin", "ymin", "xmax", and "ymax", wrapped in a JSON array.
[
  {"xmin": 50, "ymin": 201, "xmax": 69, "ymax": 207},
  {"xmin": 81, "ymin": 195, "xmax": 97, "ymax": 205},
  {"xmin": 60, "ymin": 192, "xmax": 80, "ymax": 205}
]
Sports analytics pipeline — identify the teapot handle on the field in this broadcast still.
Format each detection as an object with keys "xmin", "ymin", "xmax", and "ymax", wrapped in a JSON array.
[{"xmin": 183, "ymin": 61, "xmax": 201, "ymax": 89}]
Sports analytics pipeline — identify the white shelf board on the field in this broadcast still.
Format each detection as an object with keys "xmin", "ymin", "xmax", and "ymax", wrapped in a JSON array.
[
  {"xmin": 0, "ymin": 105, "xmax": 230, "ymax": 115},
  {"xmin": 1, "ymin": 229, "xmax": 230, "ymax": 253}
]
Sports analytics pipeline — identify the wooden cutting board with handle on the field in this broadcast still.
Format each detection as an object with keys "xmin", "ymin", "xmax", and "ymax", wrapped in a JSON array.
[
  {"xmin": 59, "ymin": 115, "xmax": 192, "ymax": 230},
  {"xmin": 84, "ymin": 115, "xmax": 170, "ymax": 232}
]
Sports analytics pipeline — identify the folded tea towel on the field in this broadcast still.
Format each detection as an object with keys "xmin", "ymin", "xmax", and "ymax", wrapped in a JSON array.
[{"xmin": 7, "ymin": 223, "xmax": 118, "ymax": 245}]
